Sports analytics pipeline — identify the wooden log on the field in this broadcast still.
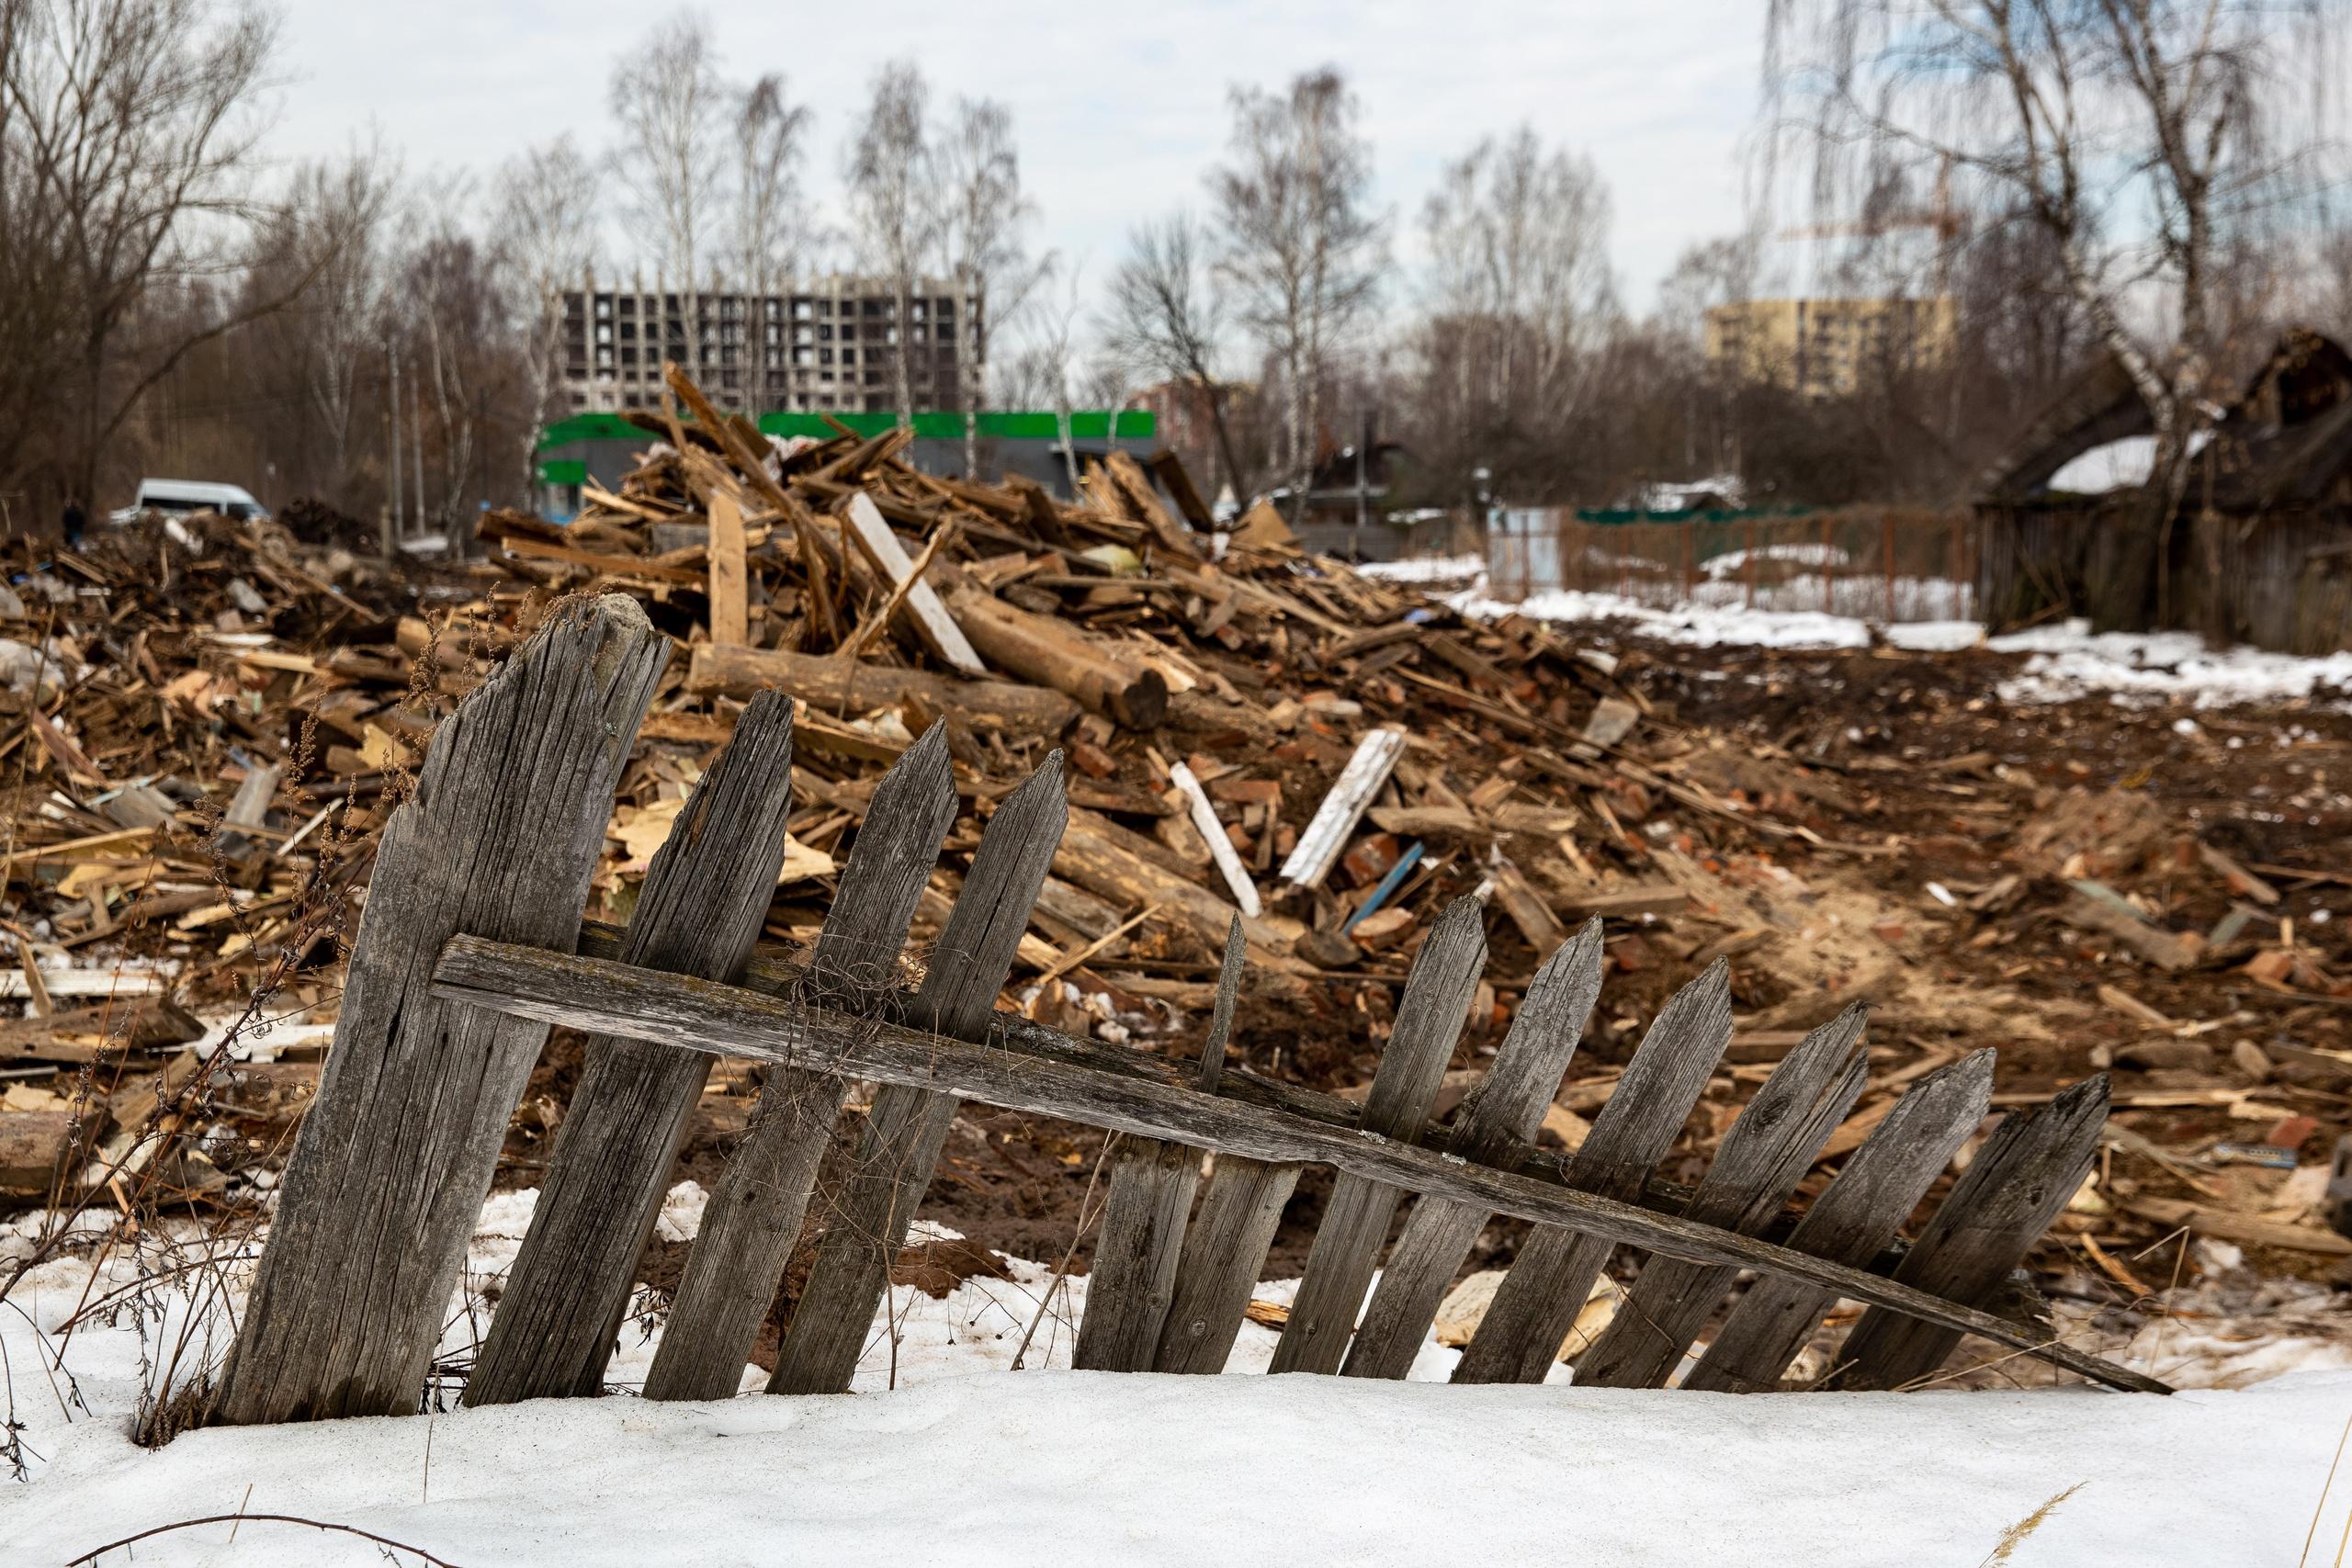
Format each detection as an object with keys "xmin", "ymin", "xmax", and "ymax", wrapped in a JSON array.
[
  {"xmin": 707, "ymin": 491, "xmax": 749, "ymax": 647},
  {"xmin": 1828, "ymin": 1073, "xmax": 2110, "ymax": 1391},
  {"xmin": 462, "ymin": 692, "xmax": 796, "ymax": 1407},
  {"xmin": 1683, "ymin": 1050, "xmax": 1996, "ymax": 1393},
  {"xmin": 1054, "ymin": 808, "xmax": 1301, "ymax": 967},
  {"xmin": 686, "ymin": 643, "xmax": 1078, "ymax": 737},
  {"xmin": 944, "ymin": 583, "xmax": 1168, "ymax": 730},
  {"xmin": 1452, "ymin": 960, "xmax": 1734, "ymax": 1385},
  {"xmin": 643, "ymin": 724, "xmax": 958, "ymax": 1402},
  {"xmin": 768, "ymin": 756, "xmax": 1067, "ymax": 1395},
  {"xmin": 840, "ymin": 492, "xmax": 986, "ymax": 676},
  {"xmin": 1571, "ymin": 1007, "xmax": 1871, "ymax": 1389},
  {"xmin": 211, "ymin": 595, "xmax": 668, "ymax": 1427},
  {"xmin": 1073, "ymin": 918, "xmax": 1245, "ymax": 1371},
  {"xmin": 1341, "ymin": 919, "xmax": 1604, "ymax": 1380},
  {"xmin": 1269, "ymin": 898, "xmax": 1487, "ymax": 1375},
  {"xmin": 431, "ymin": 940, "xmax": 2169, "ymax": 1393}
]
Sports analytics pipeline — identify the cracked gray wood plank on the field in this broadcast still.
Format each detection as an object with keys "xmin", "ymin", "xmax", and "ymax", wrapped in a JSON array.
[
  {"xmin": 1572, "ymin": 1004, "xmax": 1871, "ymax": 1389},
  {"xmin": 1073, "ymin": 917, "xmax": 1245, "ymax": 1371},
  {"xmin": 1451, "ymin": 958, "xmax": 1734, "ymax": 1385},
  {"xmin": 1269, "ymin": 897, "xmax": 1487, "ymax": 1375},
  {"xmin": 769, "ymin": 754, "xmax": 1066, "ymax": 1395},
  {"xmin": 466, "ymin": 691, "xmax": 797, "ymax": 1406},
  {"xmin": 213, "ymin": 595, "xmax": 667, "ymax": 1426},
  {"xmin": 1828, "ymin": 1072, "xmax": 2109, "ymax": 1391},
  {"xmin": 1342, "ymin": 918, "xmax": 1604, "ymax": 1380},
  {"xmin": 1683, "ymin": 1049, "xmax": 1996, "ymax": 1393},
  {"xmin": 643, "ymin": 722, "xmax": 956, "ymax": 1401}
]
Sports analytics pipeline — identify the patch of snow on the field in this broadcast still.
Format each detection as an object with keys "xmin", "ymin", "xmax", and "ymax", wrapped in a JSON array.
[
  {"xmin": 2048, "ymin": 434, "xmax": 2158, "ymax": 495},
  {"xmin": 9, "ymin": 1193, "xmax": 2352, "ymax": 1564},
  {"xmin": 1357, "ymin": 553, "xmax": 1486, "ymax": 583},
  {"xmin": 1461, "ymin": 578, "xmax": 2352, "ymax": 709}
]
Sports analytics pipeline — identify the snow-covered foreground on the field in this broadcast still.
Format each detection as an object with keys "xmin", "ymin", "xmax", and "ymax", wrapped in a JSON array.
[
  {"xmin": 1444, "ymin": 573, "xmax": 2352, "ymax": 709},
  {"xmin": 6, "ymin": 1189, "xmax": 2350, "ymax": 1563},
  {"xmin": 11, "ymin": 1366, "xmax": 2349, "ymax": 1566}
]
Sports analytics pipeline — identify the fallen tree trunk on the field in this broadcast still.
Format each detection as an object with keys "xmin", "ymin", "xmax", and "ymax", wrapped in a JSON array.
[
  {"xmin": 686, "ymin": 644, "xmax": 1080, "ymax": 736},
  {"xmin": 945, "ymin": 584, "xmax": 1168, "ymax": 729}
]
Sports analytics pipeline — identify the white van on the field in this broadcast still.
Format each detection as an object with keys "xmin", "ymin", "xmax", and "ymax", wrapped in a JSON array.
[{"xmin": 109, "ymin": 479, "xmax": 269, "ymax": 525}]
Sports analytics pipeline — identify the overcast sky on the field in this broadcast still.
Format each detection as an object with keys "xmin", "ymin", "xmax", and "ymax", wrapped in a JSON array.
[{"xmin": 266, "ymin": 1, "xmax": 1765, "ymax": 319}]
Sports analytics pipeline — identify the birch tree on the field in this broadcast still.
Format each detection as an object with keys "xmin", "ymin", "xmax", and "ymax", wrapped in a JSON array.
[
  {"xmin": 610, "ymin": 9, "xmax": 723, "ymax": 382},
  {"xmin": 845, "ymin": 59, "xmax": 936, "ymax": 427},
  {"xmin": 1763, "ymin": 0, "xmax": 2348, "ymax": 624},
  {"xmin": 492, "ymin": 134, "xmax": 596, "ymax": 497},
  {"xmin": 733, "ymin": 73, "xmax": 811, "ymax": 412},
  {"xmin": 933, "ymin": 96, "xmax": 1042, "ymax": 474},
  {"xmin": 1210, "ymin": 68, "xmax": 1385, "ymax": 518}
]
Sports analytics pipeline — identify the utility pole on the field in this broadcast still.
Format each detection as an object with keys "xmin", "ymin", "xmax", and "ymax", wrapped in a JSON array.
[
  {"xmin": 1352, "ymin": 405, "xmax": 1371, "ymax": 561},
  {"xmin": 386, "ymin": 342, "xmax": 402, "ymax": 562},
  {"xmin": 412, "ymin": 380, "xmax": 427, "ymax": 543}
]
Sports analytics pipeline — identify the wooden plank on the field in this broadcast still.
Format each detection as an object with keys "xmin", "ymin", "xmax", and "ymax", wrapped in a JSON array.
[
  {"xmin": 1073, "ymin": 918, "xmax": 1246, "ymax": 1371},
  {"xmin": 768, "ymin": 755, "xmax": 1068, "ymax": 1394},
  {"xmin": 687, "ymin": 644, "xmax": 1080, "ymax": 736},
  {"xmin": 1571, "ymin": 1006, "xmax": 1871, "ymax": 1389},
  {"xmin": 211, "ymin": 595, "xmax": 668, "ymax": 1426},
  {"xmin": 707, "ymin": 492, "xmax": 749, "ymax": 647},
  {"xmin": 643, "ymin": 723, "xmax": 958, "ymax": 1402},
  {"xmin": 1279, "ymin": 728, "xmax": 1406, "ymax": 888},
  {"xmin": 1101, "ymin": 449, "xmax": 1202, "ymax": 562},
  {"xmin": 1153, "ymin": 1155, "xmax": 1301, "ymax": 1374},
  {"xmin": 432, "ymin": 940, "xmax": 2169, "ymax": 1393},
  {"xmin": 1682, "ymin": 1051, "xmax": 1996, "ymax": 1393},
  {"xmin": 1170, "ymin": 761, "xmax": 1260, "ymax": 918},
  {"xmin": 1827, "ymin": 1073, "xmax": 2109, "ymax": 1390},
  {"xmin": 1342, "ymin": 918, "xmax": 1605, "ymax": 1380},
  {"xmin": 1452, "ymin": 959, "xmax": 1734, "ymax": 1385},
  {"xmin": 840, "ymin": 492, "xmax": 986, "ymax": 677},
  {"xmin": 1268, "ymin": 897, "xmax": 1487, "ymax": 1375},
  {"xmin": 462, "ymin": 692, "xmax": 796, "ymax": 1407}
]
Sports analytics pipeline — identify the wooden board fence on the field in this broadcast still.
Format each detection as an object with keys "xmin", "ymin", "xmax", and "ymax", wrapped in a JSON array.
[{"xmin": 209, "ymin": 599, "xmax": 2168, "ymax": 1428}]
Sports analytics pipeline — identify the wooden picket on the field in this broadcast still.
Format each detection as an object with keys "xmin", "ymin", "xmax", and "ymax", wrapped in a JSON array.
[{"xmin": 209, "ymin": 595, "xmax": 2168, "ymax": 1430}]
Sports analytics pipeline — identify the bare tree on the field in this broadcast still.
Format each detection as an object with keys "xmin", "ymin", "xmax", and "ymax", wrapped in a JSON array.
[
  {"xmin": 1414, "ymin": 126, "xmax": 1616, "ymax": 500},
  {"xmin": 0, "ymin": 0, "xmax": 323, "ymax": 507},
  {"xmin": 933, "ymin": 96, "xmax": 1042, "ymax": 475},
  {"xmin": 493, "ymin": 134, "xmax": 598, "ymax": 500},
  {"xmin": 1763, "ymin": 0, "xmax": 2349, "ymax": 621},
  {"xmin": 1105, "ymin": 210, "xmax": 1247, "ymax": 496},
  {"xmin": 1210, "ymin": 68, "xmax": 1385, "ymax": 519},
  {"xmin": 845, "ymin": 59, "xmax": 938, "ymax": 426},
  {"xmin": 732, "ymin": 74, "xmax": 812, "ymax": 413},
  {"xmin": 610, "ymin": 9, "xmax": 724, "ymax": 382}
]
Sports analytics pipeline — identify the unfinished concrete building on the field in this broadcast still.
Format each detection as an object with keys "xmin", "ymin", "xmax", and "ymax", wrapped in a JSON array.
[{"xmin": 560, "ymin": 271, "xmax": 973, "ymax": 416}]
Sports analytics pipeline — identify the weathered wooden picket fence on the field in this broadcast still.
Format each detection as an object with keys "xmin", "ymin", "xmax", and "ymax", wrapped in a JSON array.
[{"xmin": 207, "ymin": 595, "xmax": 2165, "ymax": 1427}]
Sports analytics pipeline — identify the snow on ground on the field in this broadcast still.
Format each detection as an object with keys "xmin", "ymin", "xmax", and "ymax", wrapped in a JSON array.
[
  {"xmin": 6, "ymin": 1188, "xmax": 2351, "ymax": 1563},
  {"xmin": 1356, "ymin": 552, "xmax": 1486, "ymax": 583},
  {"xmin": 1451, "ymin": 571, "xmax": 2352, "ymax": 709}
]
